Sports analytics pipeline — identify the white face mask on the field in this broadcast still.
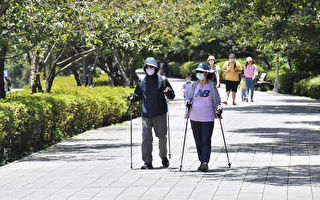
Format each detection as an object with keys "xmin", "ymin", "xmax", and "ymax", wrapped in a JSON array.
[
  {"xmin": 196, "ymin": 73, "xmax": 205, "ymax": 80},
  {"xmin": 146, "ymin": 68, "xmax": 155, "ymax": 76},
  {"xmin": 208, "ymin": 61, "xmax": 214, "ymax": 65}
]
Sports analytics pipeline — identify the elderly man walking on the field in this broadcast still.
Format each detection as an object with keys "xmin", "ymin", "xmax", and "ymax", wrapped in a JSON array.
[{"xmin": 128, "ymin": 57, "xmax": 175, "ymax": 169}]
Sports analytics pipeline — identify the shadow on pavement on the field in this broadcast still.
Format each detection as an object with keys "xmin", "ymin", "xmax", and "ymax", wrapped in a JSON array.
[
  {"xmin": 184, "ymin": 165, "xmax": 320, "ymax": 186},
  {"xmin": 223, "ymin": 104, "xmax": 319, "ymax": 114},
  {"xmin": 20, "ymin": 143, "xmax": 140, "ymax": 162}
]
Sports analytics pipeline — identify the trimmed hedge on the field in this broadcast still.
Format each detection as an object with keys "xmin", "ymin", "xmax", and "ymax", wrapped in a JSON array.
[
  {"xmin": 0, "ymin": 86, "xmax": 140, "ymax": 165},
  {"xmin": 293, "ymin": 76, "xmax": 320, "ymax": 99},
  {"xmin": 279, "ymin": 71, "xmax": 310, "ymax": 94}
]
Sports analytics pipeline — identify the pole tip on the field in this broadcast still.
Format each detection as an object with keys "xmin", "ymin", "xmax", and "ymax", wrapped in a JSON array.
[{"xmin": 228, "ymin": 163, "xmax": 231, "ymax": 168}]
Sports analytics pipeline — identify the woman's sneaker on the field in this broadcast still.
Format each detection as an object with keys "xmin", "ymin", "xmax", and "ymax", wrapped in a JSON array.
[
  {"xmin": 141, "ymin": 163, "xmax": 153, "ymax": 169},
  {"xmin": 201, "ymin": 162, "xmax": 208, "ymax": 172},
  {"xmin": 197, "ymin": 164, "xmax": 202, "ymax": 171},
  {"xmin": 162, "ymin": 157, "xmax": 170, "ymax": 167}
]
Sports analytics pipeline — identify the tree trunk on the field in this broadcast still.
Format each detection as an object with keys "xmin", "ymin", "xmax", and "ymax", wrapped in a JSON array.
[
  {"xmin": 129, "ymin": 58, "xmax": 139, "ymax": 87},
  {"xmin": 81, "ymin": 56, "xmax": 88, "ymax": 86},
  {"xmin": 112, "ymin": 46, "xmax": 130, "ymax": 87},
  {"xmin": 263, "ymin": 57, "xmax": 272, "ymax": 70},
  {"xmin": 29, "ymin": 50, "xmax": 40, "ymax": 93},
  {"xmin": 0, "ymin": 44, "xmax": 7, "ymax": 99},
  {"xmin": 288, "ymin": 56, "xmax": 292, "ymax": 70},
  {"xmin": 45, "ymin": 64, "xmax": 56, "ymax": 93},
  {"xmin": 88, "ymin": 53, "xmax": 98, "ymax": 86},
  {"xmin": 72, "ymin": 66, "xmax": 82, "ymax": 86},
  {"xmin": 97, "ymin": 57, "xmax": 115, "ymax": 86},
  {"xmin": 35, "ymin": 73, "xmax": 43, "ymax": 92}
]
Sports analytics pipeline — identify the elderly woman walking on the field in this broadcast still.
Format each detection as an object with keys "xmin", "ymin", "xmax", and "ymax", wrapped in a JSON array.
[{"xmin": 185, "ymin": 63, "xmax": 222, "ymax": 172}]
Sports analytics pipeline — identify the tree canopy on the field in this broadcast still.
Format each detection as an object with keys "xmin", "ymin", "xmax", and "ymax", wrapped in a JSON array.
[{"xmin": 1, "ymin": 0, "xmax": 319, "ymax": 96}]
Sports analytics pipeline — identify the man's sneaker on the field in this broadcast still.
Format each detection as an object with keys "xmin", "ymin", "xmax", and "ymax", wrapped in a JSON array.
[
  {"xmin": 162, "ymin": 157, "xmax": 169, "ymax": 167},
  {"xmin": 197, "ymin": 164, "xmax": 202, "ymax": 171},
  {"xmin": 222, "ymin": 101, "xmax": 228, "ymax": 105},
  {"xmin": 251, "ymin": 99, "xmax": 254, "ymax": 102},
  {"xmin": 233, "ymin": 102, "xmax": 237, "ymax": 105},
  {"xmin": 245, "ymin": 97, "xmax": 248, "ymax": 102},
  {"xmin": 141, "ymin": 163, "xmax": 153, "ymax": 169},
  {"xmin": 201, "ymin": 162, "xmax": 208, "ymax": 172}
]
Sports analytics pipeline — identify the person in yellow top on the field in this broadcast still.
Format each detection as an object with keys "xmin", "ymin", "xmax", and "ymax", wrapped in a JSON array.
[{"xmin": 222, "ymin": 53, "xmax": 242, "ymax": 105}]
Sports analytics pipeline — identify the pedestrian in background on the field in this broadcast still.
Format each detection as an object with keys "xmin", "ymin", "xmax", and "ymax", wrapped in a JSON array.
[
  {"xmin": 244, "ymin": 57, "xmax": 258, "ymax": 102},
  {"xmin": 182, "ymin": 73, "xmax": 192, "ymax": 99},
  {"xmin": 240, "ymin": 74, "xmax": 246, "ymax": 102},
  {"xmin": 207, "ymin": 55, "xmax": 220, "ymax": 88},
  {"xmin": 222, "ymin": 54, "xmax": 242, "ymax": 105}
]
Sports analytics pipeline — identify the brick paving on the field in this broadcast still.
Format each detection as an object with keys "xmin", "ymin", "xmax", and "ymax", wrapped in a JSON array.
[{"xmin": 0, "ymin": 76, "xmax": 319, "ymax": 200}]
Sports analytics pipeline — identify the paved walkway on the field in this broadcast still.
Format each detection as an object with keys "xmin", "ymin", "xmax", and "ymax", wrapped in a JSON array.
[{"xmin": 0, "ymin": 77, "xmax": 319, "ymax": 200}]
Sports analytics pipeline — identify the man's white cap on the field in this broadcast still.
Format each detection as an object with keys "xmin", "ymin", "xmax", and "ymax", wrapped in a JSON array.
[{"xmin": 246, "ymin": 57, "xmax": 253, "ymax": 62}]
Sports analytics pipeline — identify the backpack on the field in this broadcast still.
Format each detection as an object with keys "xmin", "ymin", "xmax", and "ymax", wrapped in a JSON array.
[
  {"xmin": 138, "ymin": 74, "xmax": 167, "ymax": 91},
  {"xmin": 228, "ymin": 61, "xmax": 242, "ymax": 80}
]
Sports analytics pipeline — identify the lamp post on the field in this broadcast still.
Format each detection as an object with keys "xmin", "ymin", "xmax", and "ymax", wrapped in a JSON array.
[{"xmin": 273, "ymin": 52, "xmax": 280, "ymax": 92}]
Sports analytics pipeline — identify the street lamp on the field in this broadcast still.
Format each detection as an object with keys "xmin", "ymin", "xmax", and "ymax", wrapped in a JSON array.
[{"xmin": 273, "ymin": 52, "xmax": 280, "ymax": 92}]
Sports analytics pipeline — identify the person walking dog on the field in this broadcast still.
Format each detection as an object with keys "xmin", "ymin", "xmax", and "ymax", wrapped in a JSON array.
[
  {"xmin": 128, "ymin": 57, "xmax": 175, "ymax": 169},
  {"xmin": 185, "ymin": 63, "xmax": 222, "ymax": 172}
]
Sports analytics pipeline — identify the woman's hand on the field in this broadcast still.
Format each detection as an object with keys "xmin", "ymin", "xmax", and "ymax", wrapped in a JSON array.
[{"xmin": 187, "ymin": 100, "xmax": 192, "ymax": 109}]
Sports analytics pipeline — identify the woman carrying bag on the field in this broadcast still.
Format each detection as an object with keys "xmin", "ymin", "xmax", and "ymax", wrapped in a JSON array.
[{"xmin": 185, "ymin": 63, "xmax": 222, "ymax": 172}]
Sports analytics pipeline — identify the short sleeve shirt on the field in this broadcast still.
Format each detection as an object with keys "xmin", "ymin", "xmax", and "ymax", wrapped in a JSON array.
[{"xmin": 223, "ymin": 61, "xmax": 242, "ymax": 81}]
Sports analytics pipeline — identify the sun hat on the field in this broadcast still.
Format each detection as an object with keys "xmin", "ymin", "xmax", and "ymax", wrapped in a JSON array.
[{"xmin": 192, "ymin": 63, "xmax": 213, "ymax": 73}]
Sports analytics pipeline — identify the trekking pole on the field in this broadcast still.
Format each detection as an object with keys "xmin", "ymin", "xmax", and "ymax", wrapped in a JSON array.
[
  {"xmin": 166, "ymin": 98, "xmax": 171, "ymax": 159},
  {"xmin": 180, "ymin": 108, "xmax": 190, "ymax": 171},
  {"xmin": 218, "ymin": 116, "xmax": 231, "ymax": 168},
  {"xmin": 129, "ymin": 101, "xmax": 133, "ymax": 169}
]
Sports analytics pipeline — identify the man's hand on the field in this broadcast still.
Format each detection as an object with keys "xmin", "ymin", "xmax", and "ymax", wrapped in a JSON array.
[
  {"xmin": 164, "ymin": 88, "xmax": 169, "ymax": 93},
  {"xmin": 127, "ymin": 93, "xmax": 134, "ymax": 101}
]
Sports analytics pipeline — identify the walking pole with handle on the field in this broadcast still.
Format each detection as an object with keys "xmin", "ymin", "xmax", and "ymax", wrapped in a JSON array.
[
  {"xmin": 167, "ymin": 98, "xmax": 171, "ymax": 159},
  {"xmin": 129, "ymin": 101, "xmax": 133, "ymax": 169},
  {"xmin": 180, "ymin": 107, "xmax": 190, "ymax": 171},
  {"xmin": 218, "ymin": 115, "xmax": 231, "ymax": 168}
]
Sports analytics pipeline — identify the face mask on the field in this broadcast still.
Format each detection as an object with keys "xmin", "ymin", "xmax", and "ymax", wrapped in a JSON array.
[
  {"xmin": 186, "ymin": 79, "xmax": 191, "ymax": 82},
  {"xmin": 196, "ymin": 73, "xmax": 205, "ymax": 80},
  {"xmin": 146, "ymin": 68, "xmax": 155, "ymax": 76},
  {"xmin": 208, "ymin": 60, "xmax": 214, "ymax": 65},
  {"xmin": 229, "ymin": 58, "xmax": 235, "ymax": 62}
]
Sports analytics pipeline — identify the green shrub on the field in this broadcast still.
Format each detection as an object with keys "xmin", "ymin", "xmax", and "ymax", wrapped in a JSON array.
[
  {"xmin": 0, "ymin": 86, "xmax": 140, "ymax": 165},
  {"xmin": 279, "ymin": 71, "xmax": 310, "ymax": 94},
  {"xmin": 94, "ymin": 73, "xmax": 110, "ymax": 86},
  {"xmin": 293, "ymin": 76, "xmax": 320, "ymax": 99}
]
